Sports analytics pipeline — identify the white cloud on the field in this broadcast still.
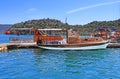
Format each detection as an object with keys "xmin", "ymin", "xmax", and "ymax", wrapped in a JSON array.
[
  {"xmin": 27, "ymin": 8, "xmax": 38, "ymax": 12},
  {"xmin": 67, "ymin": 0, "xmax": 120, "ymax": 14}
]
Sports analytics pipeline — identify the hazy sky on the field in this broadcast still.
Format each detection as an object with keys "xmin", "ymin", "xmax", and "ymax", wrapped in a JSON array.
[{"xmin": 0, "ymin": 0, "xmax": 120, "ymax": 25}]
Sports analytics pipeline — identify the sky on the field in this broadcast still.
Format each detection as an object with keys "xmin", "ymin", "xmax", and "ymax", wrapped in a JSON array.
[{"xmin": 0, "ymin": 0, "xmax": 120, "ymax": 25}]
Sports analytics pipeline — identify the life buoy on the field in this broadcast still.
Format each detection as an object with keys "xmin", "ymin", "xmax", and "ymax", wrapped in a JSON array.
[{"xmin": 5, "ymin": 30, "xmax": 11, "ymax": 34}]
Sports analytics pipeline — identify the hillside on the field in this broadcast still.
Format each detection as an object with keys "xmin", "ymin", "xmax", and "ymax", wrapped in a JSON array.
[
  {"xmin": 10, "ymin": 18, "xmax": 120, "ymax": 34},
  {"xmin": 11, "ymin": 18, "xmax": 69, "ymax": 29}
]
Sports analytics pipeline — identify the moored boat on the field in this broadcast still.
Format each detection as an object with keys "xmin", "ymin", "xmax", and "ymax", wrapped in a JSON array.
[
  {"xmin": 92, "ymin": 28, "xmax": 120, "ymax": 43},
  {"xmin": 34, "ymin": 29, "xmax": 109, "ymax": 50}
]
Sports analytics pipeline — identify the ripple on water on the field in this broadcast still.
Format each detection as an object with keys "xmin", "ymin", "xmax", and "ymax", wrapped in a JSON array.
[{"xmin": 0, "ymin": 48, "xmax": 120, "ymax": 79}]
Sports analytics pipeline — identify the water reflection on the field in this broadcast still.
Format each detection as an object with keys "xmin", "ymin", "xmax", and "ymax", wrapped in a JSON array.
[
  {"xmin": 32, "ymin": 49, "xmax": 109, "ymax": 75},
  {"xmin": 33, "ymin": 49, "xmax": 66, "ymax": 73},
  {"xmin": 63, "ymin": 50, "xmax": 109, "ymax": 74}
]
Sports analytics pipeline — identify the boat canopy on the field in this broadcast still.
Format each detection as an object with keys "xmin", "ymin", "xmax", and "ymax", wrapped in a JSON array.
[
  {"xmin": 10, "ymin": 28, "xmax": 33, "ymax": 30},
  {"xmin": 38, "ymin": 29, "xmax": 66, "ymax": 31}
]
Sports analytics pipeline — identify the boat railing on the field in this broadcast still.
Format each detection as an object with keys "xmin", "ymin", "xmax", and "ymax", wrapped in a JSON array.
[{"xmin": 9, "ymin": 36, "xmax": 34, "ymax": 43}]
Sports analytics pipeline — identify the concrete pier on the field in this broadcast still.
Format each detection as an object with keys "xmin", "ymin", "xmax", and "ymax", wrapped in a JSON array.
[
  {"xmin": 0, "ymin": 43, "xmax": 18, "ymax": 52},
  {"xmin": 107, "ymin": 43, "xmax": 120, "ymax": 48},
  {"xmin": 0, "ymin": 43, "xmax": 38, "ymax": 52}
]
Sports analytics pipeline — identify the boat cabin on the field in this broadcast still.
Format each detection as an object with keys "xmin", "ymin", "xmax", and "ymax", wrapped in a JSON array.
[{"xmin": 34, "ymin": 29, "xmax": 66, "ymax": 45}]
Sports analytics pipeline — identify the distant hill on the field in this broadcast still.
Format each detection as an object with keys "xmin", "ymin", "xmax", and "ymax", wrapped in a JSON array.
[
  {"xmin": 78, "ymin": 19, "xmax": 120, "ymax": 34},
  {"xmin": 0, "ymin": 24, "xmax": 12, "ymax": 33},
  {"xmin": 10, "ymin": 18, "xmax": 120, "ymax": 34},
  {"xmin": 11, "ymin": 18, "xmax": 69, "ymax": 29}
]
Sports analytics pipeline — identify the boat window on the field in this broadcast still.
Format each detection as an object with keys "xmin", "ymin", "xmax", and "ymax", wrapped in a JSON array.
[
  {"xmin": 46, "ymin": 42, "xmax": 60, "ymax": 45},
  {"xmin": 85, "ymin": 39, "xmax": 88, "ymax": 41},
  {"xmin": 96, "ymin": 39, "xmax": 98, "ymax": 40}
]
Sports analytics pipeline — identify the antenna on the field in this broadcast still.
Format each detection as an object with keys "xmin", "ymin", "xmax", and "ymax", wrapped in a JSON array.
[{"xmin": 65, "ymin": 17, "xmax": 67, "ymax": 24}]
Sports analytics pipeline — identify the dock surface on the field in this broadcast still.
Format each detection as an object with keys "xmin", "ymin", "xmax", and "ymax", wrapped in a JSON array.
[
  {"xmin": 0, "ymin": 42, "xmax": 38, "ymax": 51},
  {"xmin": 107, "ymin": 43, "xmax": 120, "ymax": 48}
]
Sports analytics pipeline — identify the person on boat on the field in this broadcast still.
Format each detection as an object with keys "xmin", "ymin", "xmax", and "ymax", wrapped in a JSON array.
[{"xmin": 17, "ymin": 32, "xmax": 20, "ymax": 36}]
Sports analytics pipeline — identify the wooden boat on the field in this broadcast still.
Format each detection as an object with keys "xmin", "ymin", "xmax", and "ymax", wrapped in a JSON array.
[{"xmin": 34, "ymin": 29, "xmax": 109, "ymax": 50}]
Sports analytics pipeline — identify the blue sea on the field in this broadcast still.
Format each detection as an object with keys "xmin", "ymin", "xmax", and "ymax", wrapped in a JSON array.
[{"xmin": 0, "ymin": 34, "xmax": 120, "ymax": 79}]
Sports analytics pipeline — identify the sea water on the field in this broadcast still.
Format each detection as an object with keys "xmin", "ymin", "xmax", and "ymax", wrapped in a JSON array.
[{"xmin": 0, "ymin": 35, "xmax": 120, "ymax": 79}]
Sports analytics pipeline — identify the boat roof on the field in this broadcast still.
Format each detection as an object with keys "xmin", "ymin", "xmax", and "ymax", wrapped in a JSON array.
[
  {"xmin": 38, "ymin": 28, "xmax": 66, "ymax": 31},
  {"xmin": 10, "ymin": 28, "xmax": 33, "ymax": 30}
]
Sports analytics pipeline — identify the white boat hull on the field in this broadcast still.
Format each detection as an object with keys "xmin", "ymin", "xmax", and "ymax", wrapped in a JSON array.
[{"xmin": 38, "ymin": 43, "xmax": 109, "ymax": 50}]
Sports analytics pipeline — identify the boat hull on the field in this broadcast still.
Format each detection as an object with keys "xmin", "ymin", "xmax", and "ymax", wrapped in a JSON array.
[{"xmin": 38, "ymin": 41, "xmax": 109, "ymax": 50}]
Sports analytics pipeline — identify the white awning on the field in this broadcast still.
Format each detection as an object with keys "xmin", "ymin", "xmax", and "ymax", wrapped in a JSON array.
[
  {"xmin": 38, "ymin": 28, "xmax": 66, "ymax": 31},
  {"xmin": 10, "ymin": 28, "xmax": 33, "ymax": 30}
]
